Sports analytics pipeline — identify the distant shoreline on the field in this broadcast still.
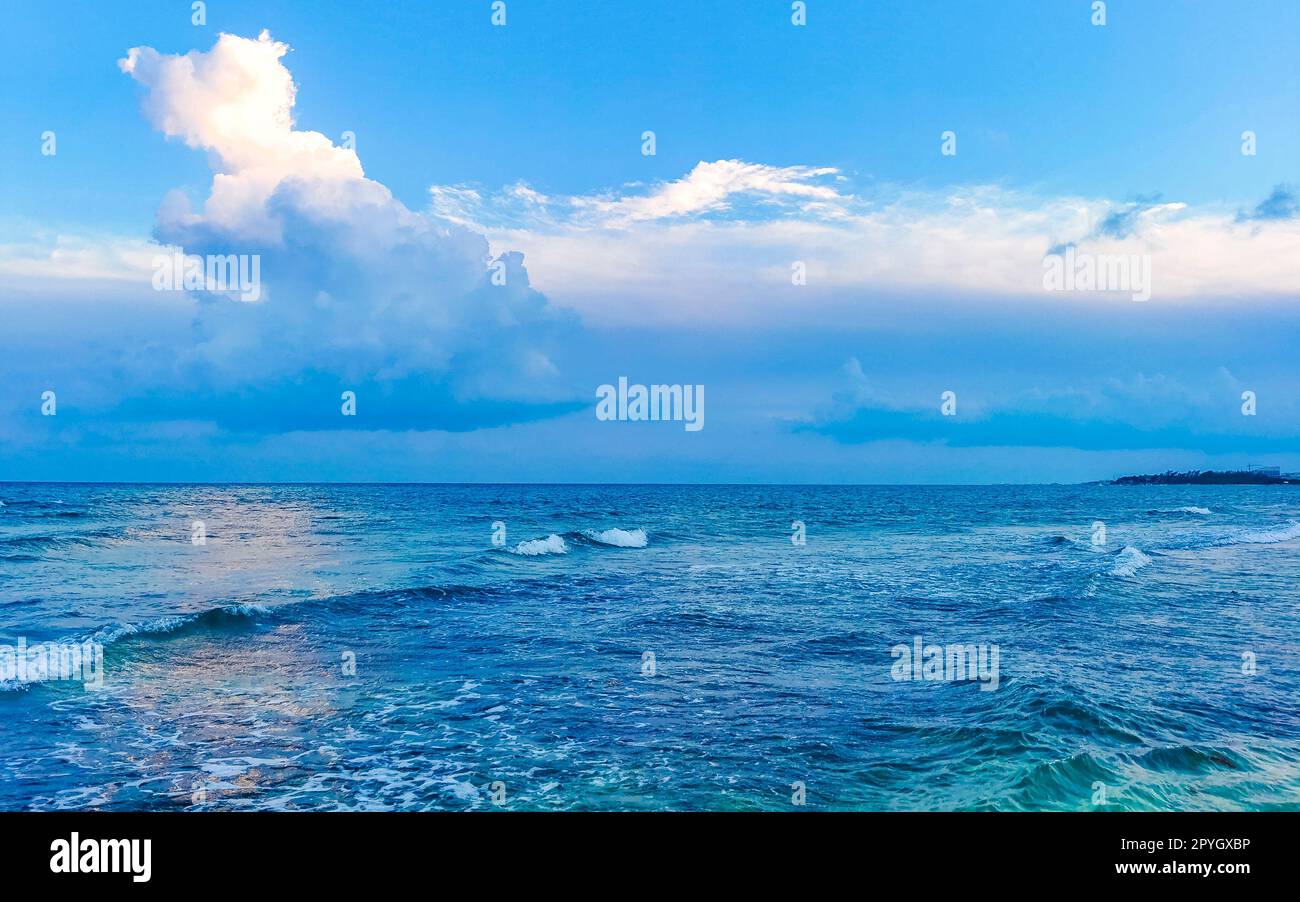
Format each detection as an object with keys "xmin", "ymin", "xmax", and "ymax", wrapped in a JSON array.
[
  {"xmin": 1107, "ymin": 470, "xmax": 1299, "ymax": 486},
  {"xmin": 0, "ymin": 474, "xmax": 1297, "ymax": 487}
]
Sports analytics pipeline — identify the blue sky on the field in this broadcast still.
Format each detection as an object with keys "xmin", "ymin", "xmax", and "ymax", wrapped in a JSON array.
[{"xmin": 1, "ymin": 1, "xmax": 1297, "ymax": 482}]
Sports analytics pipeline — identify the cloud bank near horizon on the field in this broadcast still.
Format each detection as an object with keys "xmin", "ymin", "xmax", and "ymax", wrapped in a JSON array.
[{"xmin": 430, "ymin": 168, "xmax": 1299, "ymax": 325}]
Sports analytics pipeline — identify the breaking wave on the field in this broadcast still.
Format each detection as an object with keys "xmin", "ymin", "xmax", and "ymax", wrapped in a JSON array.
[
  {"xmin": 0, "ymin": 604, "xmax": 274, "ymax": 693},
  {"xmin": 1145, "ymin": 506, "xmax": 1212, "ymax": 517},
  {"xmin": 1109, "ymin": 545, "xmax": 1152, "ymax": 578},
  {"xmin": 510, "ymin": 534, "xmax": 568, "ymax": 556},
  {"xmin": 582, "ymin": 527, "xmax": 648, "ymax": 548},
  {"xmin": 88, "ymin": 603, "xmax": 270, "ymax": 646},
  {"xmin": 505, "ymin": 528, "xmax": 647, "ymax": 555},
  {"xmin": 1213, "ymin": 520, "xmax": 1300, "ymax": 547}
]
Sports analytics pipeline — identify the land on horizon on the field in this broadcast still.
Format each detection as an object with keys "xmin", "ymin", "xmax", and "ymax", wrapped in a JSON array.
[
  {"xmin": 4, "ymin": 471, "xmax": 1299, "ymax": 488},
  {"xmin": 1106, "ymin": 469, "xmax": 1300, "ymax": 486}
]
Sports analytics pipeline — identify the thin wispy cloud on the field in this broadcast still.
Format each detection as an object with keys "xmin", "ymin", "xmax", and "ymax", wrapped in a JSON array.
[{"xmin": 429, "ymin": 159, "xmax": 848, "ymax": 230}]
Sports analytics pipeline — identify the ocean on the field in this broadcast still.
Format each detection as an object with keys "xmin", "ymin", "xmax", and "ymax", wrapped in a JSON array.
[{"xmin": 0, "ymin": 483, "xmax": 1297, "ymax": 811}]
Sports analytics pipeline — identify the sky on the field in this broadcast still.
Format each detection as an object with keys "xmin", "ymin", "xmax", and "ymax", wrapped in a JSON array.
[{"xmin": 1, "ymin": 0, "xmax": 1297, "ymax": 483}]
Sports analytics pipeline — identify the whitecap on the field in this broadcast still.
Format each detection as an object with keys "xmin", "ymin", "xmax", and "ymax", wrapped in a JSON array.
[
  {"xmin": 511, "ymin": 534, "xmax": 568, "ymax": 556},
  {"xmin": 584, "ymin": 527, "xmax": 648, "ymax": 548},
  {"xmin": 1215, "ymin": 520, "xmax": 1300, "ymax": 546},
  {"xmin": 84, "ymin": 602, "xmax": 267, "ymax": 647},
  {"xmin": 91, "ymin": 614, "xmax": 196, "ymax": 645},
  {"xmin": 1109, "ymin": 545, "xmax": 1152, "ymax": 578},
  {"xmin": 223, "ymin": 602, "xmax": 270, "ymax": 616}
]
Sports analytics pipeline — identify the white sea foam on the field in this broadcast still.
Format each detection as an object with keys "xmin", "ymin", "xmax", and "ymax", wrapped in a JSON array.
[
  {"xmin": 1109, "ymin": 545, "xmax": 1152, "ymax": 577},
  {"xmin": 223, "ymin": 602, "xmax": 270, "ymax": 616},
  {"xmin": 1215, "ymin": 520, "xmax": 1300, "ymax": 547},
  {"xmin": 86, "ymin": 603, "xmax": 267, "ymax": 646},
  {"xmin": 585, "ymin": 527, "xmax": 648, "ymax": 548},
  {"xmin": 92, "ymin": 614, "xmax": 196, "ymax": 645},
  {"xmin": 1175, "ymin": 506, "xmax": 1211, "ymax": 515},
  {"xmin": 511, "ymin": 534, "xmax": 568, "ymax": 556}
]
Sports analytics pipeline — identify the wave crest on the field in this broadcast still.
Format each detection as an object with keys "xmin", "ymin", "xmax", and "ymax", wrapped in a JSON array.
[
  {"xmin": 510, "ymin": 534, "xmax": 568, "ymax": 556},
  {"xmin": 1109, "ymin": 545, "xmax": 1152, "ymax": 577},
  {"xmin": 1214, "ymin": 520, "xmax": 1300, "ymax": 547},
  {"xmin": 1145, "ymin": 506, "xmax": 1212, "ymax": 517},
  {"xmin": 583, "ymin": 527, "xmax": 647, "ymax": 548},
  {"xmin": 90, "ymin": 603, "xmax": 270, "ymax": 646}
]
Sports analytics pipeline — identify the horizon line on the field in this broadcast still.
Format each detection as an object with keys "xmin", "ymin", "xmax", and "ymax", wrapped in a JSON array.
[
  {"xmin": 1, "ymin": 479, "xmax": 1098, "ymax": 487},
  {"xmin": 0, "ymin": 478, "xmax": 1189, "ymax": 487}
]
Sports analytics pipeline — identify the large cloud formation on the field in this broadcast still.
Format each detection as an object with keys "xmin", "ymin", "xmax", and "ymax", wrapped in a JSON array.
[
  {"xmin": 118, "ymin": 31, "xmax": 575, "ymax": 429},
  {"xmin": 431, "ymin": 173, "xmax": 1300, "ymax": 327}
]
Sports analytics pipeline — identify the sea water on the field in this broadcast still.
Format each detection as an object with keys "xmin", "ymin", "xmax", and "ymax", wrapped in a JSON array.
[{"xmin": 0, "ymin": 483, "xmax": 1297, "ymax": 810}]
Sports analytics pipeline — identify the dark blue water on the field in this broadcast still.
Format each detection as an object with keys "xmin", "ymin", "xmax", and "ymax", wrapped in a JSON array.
[{"xmin": 1, "ymin": 483, "xmax": 1297, "ymax": 810}]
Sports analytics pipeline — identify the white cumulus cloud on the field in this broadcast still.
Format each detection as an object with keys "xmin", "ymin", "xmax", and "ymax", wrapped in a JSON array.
[{"xmin": 116, "ymin": 30, "xmax": 572, "ymax": 405}]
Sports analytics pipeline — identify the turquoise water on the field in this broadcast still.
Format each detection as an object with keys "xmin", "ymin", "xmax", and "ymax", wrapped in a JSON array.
[{"xmin": 0, "ymin": 483, "xmax": 1297, "ymax": 810}]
